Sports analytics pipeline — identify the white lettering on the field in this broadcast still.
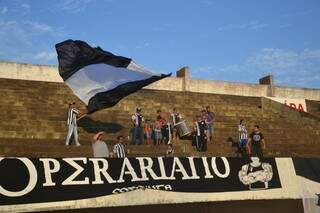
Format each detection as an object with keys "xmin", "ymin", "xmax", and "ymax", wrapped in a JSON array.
[
  {"xmin": 117, "ymin": 158, "xmax": 142, "ymax": 183},
  {"xmin": 0, "ymin": 158, "xmax": 37, "ymax": 197},
  {"xmin": 170, "ymin": 157, "xmax": 193, "ymax": 180},
  {"xmin": 112, "ymin": 188, "xmax": 121, "ymax": 194},
  {"xmin": 188, "ymin": 157, "xmax": 200, "ymax": 179},
  {"xmin": 164, "ymin": 184, "xmax": 172, "ymax": 191},
  {"xmin": 155, "ymin": 184, "xmax": 164, "ymax": 189},
  {"xmin": 89, "ymin": 158, "xmax": 116, "ymax": 184},
  {"xmin": 211, "ymin": 157, "xmax": 230, "ymax": 178},
  {"xmin": 137, "ymin": 157, "xmax": 169, "ymax": 180},
  {"xmin": 62, "ymin": 158, "xmax": 89, "ymax": 185},
  {"xmin": 202, "ymin": 157, "xmax": 213, "ymax": 179},
  {"xmin": 112, "ymin": 184, "xmax": 172, "ymax": 194},
  {"xmin": 40, "ymin": 158, "xmax": 60, "ymax": 187},
  {"xmin": 157, "ymin": 157, "xmax": 169, "ymax": 179}
]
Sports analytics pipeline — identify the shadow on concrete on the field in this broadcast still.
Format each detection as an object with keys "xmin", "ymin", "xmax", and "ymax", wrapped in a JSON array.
[
  {"xmin": 77, "ymin": 117, "xmax": 124, "ymax": 134},
  {"xmin": 227, "ymin": 137, "xmax": 238, "ymax": 147}
]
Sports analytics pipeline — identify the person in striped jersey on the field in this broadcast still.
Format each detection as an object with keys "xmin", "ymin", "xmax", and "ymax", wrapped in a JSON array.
[
  {"xmin": 113, "ymin": 135, "xmax": 127, "ymax": 158},
  {"xmin": 238, "ymin": 119, "xmax": 248, "ymax": 155},
  {"xmin": 65, "ymin": 102, "xmax": 80, "ymax": 146},
  {"xmin": 238, "ymin": 119, "xmax": 248, "ymax": 154}
]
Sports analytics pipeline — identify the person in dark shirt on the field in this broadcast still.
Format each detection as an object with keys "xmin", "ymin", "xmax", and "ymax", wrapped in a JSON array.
[
  {"xmin": 194, "ymin": 115, "xmax": 207, "ymax": 152},
  {"xmin": 156, "ymin": 109, "xmax": 162, "ymax": 121},
  {"xmin": 205, "ymin": 106, "xmax": 215, "ymax": 143},
  {"xmin": 171, "ymin": 108, "xmax": 181, "ymax": 125},
  {"xmin": 165, "ymin": 144, "xmax": 174, "ymax": 157},
  {"xmin": 131, "ymin": 107, "xmax": 144, "ymax": 145},
  {"xmin": 247, "ymin": 125, "xmax": 266, "ymax": 158}
]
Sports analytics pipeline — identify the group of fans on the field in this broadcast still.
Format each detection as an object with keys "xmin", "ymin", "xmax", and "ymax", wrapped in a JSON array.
[
  {"xmin": 66, "ymin": 102, "xmax": 266, "ymax": 158},
  {"xmin": 238, "ymin": 120, "xmax": 266, "ymax": 158},
  {"xmin": 130, "ymin": 106, "xmax": 215, "ymax": 152},
  {"xmin": 132, "ymin": 106, "xmax": 266, "ymax": 157}
]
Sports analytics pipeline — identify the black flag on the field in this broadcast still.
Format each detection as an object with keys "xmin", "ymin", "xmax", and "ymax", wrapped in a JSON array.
[{"xmin": 55, "ymin": 40, "xmax": 171, "ymax": 113}]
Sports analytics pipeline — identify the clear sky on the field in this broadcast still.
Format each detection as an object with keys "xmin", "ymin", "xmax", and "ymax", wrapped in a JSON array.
[{"xmin": 0, "ymin": 0, "xmax": 319, "ymax": 88}]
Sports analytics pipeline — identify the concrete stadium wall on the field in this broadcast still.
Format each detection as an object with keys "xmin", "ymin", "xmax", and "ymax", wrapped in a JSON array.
[
  {"xmin": 274, "ymin": 86, "xmax": 320, "ymax": 100},
  {"xmin": 145, "ymin": 77, "xmax": 183, "ymax": 91},
  {"xmin": 187, "ymin": 79, "xmax": 269, "ymax": 97},
  {"xmin": 0, "ymin": 61, "xmax": 62, "ymax": 82},
  {"xmin": 0, "ymin": 61, "xmax": 182, "ymax": 92},
  {"xmin": 0, "ymin": 61, "xmax": 319, "ymax": 101}
]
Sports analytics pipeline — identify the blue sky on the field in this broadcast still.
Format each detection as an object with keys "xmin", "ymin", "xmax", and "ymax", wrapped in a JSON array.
[{"xmin": 0, "ymin": 0, "xmax": 319, "ymax": 88}]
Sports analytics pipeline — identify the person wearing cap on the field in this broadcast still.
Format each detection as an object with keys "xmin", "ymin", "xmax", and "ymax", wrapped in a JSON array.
[
  {"xmin": 65, "ymin": 102, "xmax": 80, "ymax": 146},
  {"xmin": 92, "ymin": 132, "xmax": 109, "ymax": 157},
  {"xmin": 131, "ymin": 107, "xmax": 145, "ymax": 145}
]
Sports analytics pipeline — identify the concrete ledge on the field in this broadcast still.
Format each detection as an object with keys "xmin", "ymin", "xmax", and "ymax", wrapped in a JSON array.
[
  {"xmin": 0, "ymin": 61, "xmax": 62, "ymax": 82},
  {"xmin": 0, "ymin": 61, "xmax": 319, "ymax": 100}
]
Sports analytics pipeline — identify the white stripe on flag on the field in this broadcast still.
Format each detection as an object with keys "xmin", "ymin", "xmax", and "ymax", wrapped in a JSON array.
[
  {"xmin": 127, "ymin": 60, "xmax": 155, "ymax": 75},
  {"xmin": 65, "ymin": 62, "xmax": 156, "ymax": 104}
]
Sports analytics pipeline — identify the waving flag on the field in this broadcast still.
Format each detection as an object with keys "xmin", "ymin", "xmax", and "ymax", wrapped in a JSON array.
[{"xmin": 55, "ymin": 39, "xmax": 171, "ymax": 114}]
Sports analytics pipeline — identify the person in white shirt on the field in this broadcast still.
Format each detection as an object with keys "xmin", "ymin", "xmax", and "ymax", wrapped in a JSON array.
[
  {"xmin": 65, "ymin": 102, "xmax": 80, "ymax": 146},
  {"xmin": 92, "ymin": 132, "xmax": 109, "ymax": 157}
]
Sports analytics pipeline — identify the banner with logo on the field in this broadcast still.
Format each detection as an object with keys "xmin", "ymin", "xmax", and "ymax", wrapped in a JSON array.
[{"xmin": 0, "ymin": 157, "xmax": 281, "ymax": 206}]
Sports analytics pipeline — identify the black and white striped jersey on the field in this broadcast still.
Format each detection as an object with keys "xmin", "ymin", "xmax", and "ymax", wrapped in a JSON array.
[
  {"xmin": 238, "ymin": 124, "xmax": 248, "ymax": 140},
  {"xmin": 113, "ymin": 143, "xmax": 126, "ymax": 158},
  {"xmin": 67, "ymin": 107, "xmax": 79, "ymax": 125}
]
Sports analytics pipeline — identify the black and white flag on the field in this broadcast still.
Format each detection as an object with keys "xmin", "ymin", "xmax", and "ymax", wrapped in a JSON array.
[{"xmin": 55, "ymin": 40, "xmax": 171, "ymax": 113}]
